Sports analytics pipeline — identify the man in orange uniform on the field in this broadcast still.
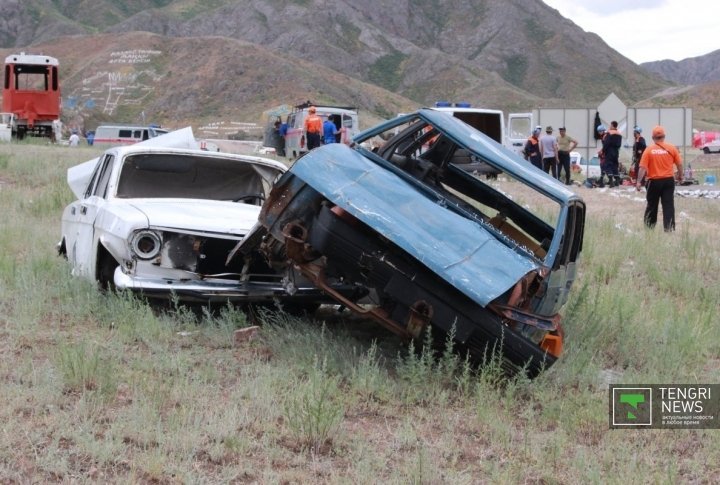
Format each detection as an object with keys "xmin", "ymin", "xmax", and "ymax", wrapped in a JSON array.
[
  {"xmin": 303, "ymin": 106, "xmax": 323, "ymax": 151},
  {"xmin": 523, "ymin": 126, "xmax": 542, "ymax": 170},
  {"xmin": 636, "ymin": 125, "xmax": 683, "ymax": 231}
]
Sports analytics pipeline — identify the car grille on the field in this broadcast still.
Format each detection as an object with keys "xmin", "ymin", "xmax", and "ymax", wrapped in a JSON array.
[{"xmin": 162, "ymin": 232, "xmax": 243, "ymax": 276}]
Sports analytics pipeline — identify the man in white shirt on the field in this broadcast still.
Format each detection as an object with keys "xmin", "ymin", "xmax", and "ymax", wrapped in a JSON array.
[{"xmin": 68, "ymin": 130, "xmax": 80, "ymax": 147}]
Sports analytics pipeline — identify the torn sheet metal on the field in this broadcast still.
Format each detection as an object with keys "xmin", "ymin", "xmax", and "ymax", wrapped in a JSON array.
[{"xmin": 290, "ymin": 143, "xmax": 538, "ymax": 307}]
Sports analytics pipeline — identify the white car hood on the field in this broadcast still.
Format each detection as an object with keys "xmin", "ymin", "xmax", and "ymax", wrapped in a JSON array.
[{"xmin": 128, "ymin": 199, "xmax": 261, "ymax": 237}]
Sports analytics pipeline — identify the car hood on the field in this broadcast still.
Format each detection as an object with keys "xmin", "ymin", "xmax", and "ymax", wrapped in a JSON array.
[
  {"xmin": 289, "ymin": 144, "xmax": 540, "ymax": 307},
  {"xmin": 127, "ymin": 199, "xmax": 260, "ymax": 237}
]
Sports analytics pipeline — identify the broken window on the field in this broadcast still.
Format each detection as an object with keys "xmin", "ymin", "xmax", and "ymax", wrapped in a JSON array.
[
  {"xmin": 115, "ymin": 154, "xmax": 280, "ymax": 201},
  {"xmin": 13, "ymin": 64, "xmax": 50, "ymax": 91}
]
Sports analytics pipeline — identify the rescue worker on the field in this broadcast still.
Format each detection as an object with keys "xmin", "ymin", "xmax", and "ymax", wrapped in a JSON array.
[
  {"xmin": 602, "ymin": 121, "xmax": 623, "ymax": 187},
  {"xmin": 636, "ymin": 125, "xmax": 683, "ymax": 231},
  {"xmin": 523, "ymin": 126, "xmax": 542, "ymax": 170},
  {"xmin": 631, "ymin": 126, "xmax": 647, "ymax": 184},
  {"xmin": 303, "ymin": 106, "xmax": 323, "ymax": 151}
]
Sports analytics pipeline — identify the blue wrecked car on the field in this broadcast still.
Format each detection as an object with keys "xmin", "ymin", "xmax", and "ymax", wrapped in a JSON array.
[{"xmin": 235, "ymin": 109, "xmax": 585, "ymax": 376}]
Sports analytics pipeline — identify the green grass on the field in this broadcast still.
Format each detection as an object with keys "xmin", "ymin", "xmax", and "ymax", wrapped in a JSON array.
[
  {"xmin": 368, "ymin": 50, "xmax": 409, "ymax": 92},
  {"xmin": 0, "ymin": 142, "xmax": 718, "ymax": 482}
]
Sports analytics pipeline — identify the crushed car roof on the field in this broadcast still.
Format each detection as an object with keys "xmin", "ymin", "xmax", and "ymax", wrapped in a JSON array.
[
  {"xmin": 290, "ymin": 143, "xmax": 539, "ymax": 306},
  {"xmin": 354, "ymin": 108, "xmax": 581, "ymax": 203}
]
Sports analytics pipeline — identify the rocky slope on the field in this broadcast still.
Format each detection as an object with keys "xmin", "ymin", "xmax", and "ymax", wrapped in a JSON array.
[
  {"xmin": 642, "ymin": 49, "xmax": 720, "ymax": 85},
  {"xmin": 2, "ymin": 0, "xmax": 718, "ymax": 131}
]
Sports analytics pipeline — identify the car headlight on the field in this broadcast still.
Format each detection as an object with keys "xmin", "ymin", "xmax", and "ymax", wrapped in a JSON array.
[{"xmin": 130, "ymin": 230, "xmax": 162, "ymax": 260}]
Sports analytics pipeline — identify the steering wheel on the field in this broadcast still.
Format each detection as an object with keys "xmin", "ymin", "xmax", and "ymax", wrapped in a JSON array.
[{"xmin": 233, "ymin": 194, "xmax": 266, "ymax": 205}]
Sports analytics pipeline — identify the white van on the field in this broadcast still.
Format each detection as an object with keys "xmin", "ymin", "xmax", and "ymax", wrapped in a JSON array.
[
  {"xmin": 92, "ymin": 124, "xmax": 169, "ymax": 146},
  {"xmin": 430, "ymin": 102, "xmax": 532, "ymax": 157},
  {"xmin": 283, "ymin": 103, "xmax": 359, "ymax": 159}
]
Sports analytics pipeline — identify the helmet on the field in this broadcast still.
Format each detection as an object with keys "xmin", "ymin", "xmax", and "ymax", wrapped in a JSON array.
[
  {"xmin": 633, "ymin": 126, "xmax": 642, "ymax": 134},
  {"xmin": 533, "ymin": 125, "xmax": 542, "ymax": 135},
  {"xmin": 597, "ymin": 124, "xmax": 607, "ymax": 133},
  {"xmin": 308, "ymin": 106, "xmax": 317, "ymax": 113}
]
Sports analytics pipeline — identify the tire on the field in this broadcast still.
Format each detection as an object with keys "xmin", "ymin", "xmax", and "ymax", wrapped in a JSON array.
[
  {"xmin": 703, "ymin": 147, "xmax": 710, "ymax": 154},
  {"xmin": 96, "ymin": 247, "xmax": 119, "ymax": 291}
]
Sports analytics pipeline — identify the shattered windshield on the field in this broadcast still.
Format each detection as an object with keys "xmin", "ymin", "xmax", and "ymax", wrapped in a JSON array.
[{"xmin": 115, "ymin": 154, "xmax": 281, "ymax": 201}]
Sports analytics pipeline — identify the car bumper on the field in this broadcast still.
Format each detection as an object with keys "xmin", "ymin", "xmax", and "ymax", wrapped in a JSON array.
[{"xmin": 113, "ymin": 267, "xmax": 359, "ymax": 304}]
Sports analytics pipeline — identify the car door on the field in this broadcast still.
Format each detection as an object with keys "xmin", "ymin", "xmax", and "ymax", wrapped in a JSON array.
[
  {"xmin": 506, "ymin": 113, "xmax": 533, "ymax": 158},
  {"xmin": 69, "ymin": 154, "xmax": 115, "ymax": 278},
  {"xmin": 342, "ymin": 113, "xmax": 355, "ymax": 142}
]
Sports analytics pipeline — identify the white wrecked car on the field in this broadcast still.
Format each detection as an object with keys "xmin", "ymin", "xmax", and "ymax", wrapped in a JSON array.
[{"xmin": 58, "ymin": 128, "xmax": 343, "ymax": 306}]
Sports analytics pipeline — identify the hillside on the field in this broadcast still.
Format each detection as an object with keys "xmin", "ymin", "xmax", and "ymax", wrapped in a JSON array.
[
  {"xmin": 1, "ymin": 32, "xmax": 423, "ymax": 135},
  {"xmin": 5, "ymin": 3, "xmax": 669, "ymax": 96},
  {"xmin": 99, "ymin": 0, "xmax": 668, "ymax": 106},
  {"xmin": 3, "ymin": 0, "xmax": 719, "ymax": 132},
  {"xmin": 636, "ymin": 81, "xmax": 720, "ymax": 132},
  {"xmin": 642, "ymin": 49, "xmax": 720, "ymax": 85}
]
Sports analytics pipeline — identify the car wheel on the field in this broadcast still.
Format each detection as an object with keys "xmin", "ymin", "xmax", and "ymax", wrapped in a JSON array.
[
  {"xmin": 96, "ymin": 246, "xmax": 119, "ymax": 291},
  {"xmin": 703, "ymin": 147, "xmax": 710, "ymax": 154},
  {"xmin": 57, "ymin": 238, "xmax": 68, "ymax": 259}
]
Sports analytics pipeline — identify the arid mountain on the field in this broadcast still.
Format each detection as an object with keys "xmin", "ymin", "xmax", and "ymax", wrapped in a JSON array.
[
  {"xmin": 0, "ymin": 32, "xmax": 421, "ymax": 134},
  {"xmin": 642, "ymin": 50, "xmax": 720, "ymax": 86},
  {"xmin": 636, "ymin": 82, "xmax": 720, "ymax": 132},
  {"xmin": 100, "ymin": 0, "xmax": 669, "ymax": 105},
  {"xmin": 1, "ymin": 0, "xmax": 717, "ymax": 132}
]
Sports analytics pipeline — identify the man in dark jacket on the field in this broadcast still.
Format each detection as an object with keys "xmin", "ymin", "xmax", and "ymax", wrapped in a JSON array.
[
  {"xmin": 523, "ymin": 126, "xmax": 542, "ymax": 170},
  {"xmin": 602, "ymin": 120, "xmax": 623, "ymax": 187},
  {"xmin": 631, "ymin": 126, "xmax": 647, "ymax": 184}
]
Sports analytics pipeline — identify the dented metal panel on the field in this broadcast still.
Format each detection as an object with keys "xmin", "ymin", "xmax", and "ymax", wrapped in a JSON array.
[
  {"xmin": 289, "ymin": 143, "xmax": 539, "ymax": 307},
  {"xmin": 236, "ymin": 108, "xmax": 586, "ymax": 375},
  {"xmin": 59, "ymin": 133, "xmax": 341, "ymax": 307}
]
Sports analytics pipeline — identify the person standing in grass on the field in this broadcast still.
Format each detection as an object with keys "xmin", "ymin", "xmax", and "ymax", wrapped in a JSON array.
[
  {"xmin": 68, "ymin": 130, "xmax": 80, "ymax": 147},
  {"xmin": 603, "ymin": 121, "xmax": 623, "ymax": 187},
  {"xmin": 538, "ymin": 125, "xmax": 559, "ymax": 178},
  {"xmin": 523, "ymin": 126, "xmax": 542, "ymax": 170},
  {"xmin": 596, "ymin": 124, "xmax": 608, "ymax": 186},
  {"xmin": 556, "ymin": 126, "xmax": 577, "ymax": 185},
  {"xmin": 631, "ymin": 126, "xmax": 647, "ymax": 183},
  {"xmin": 636, "ymin": 125, "xmax": 683, "ymax": 232}
]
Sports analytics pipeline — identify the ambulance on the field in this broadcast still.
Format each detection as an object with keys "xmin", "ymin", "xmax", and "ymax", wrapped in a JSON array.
[
  {"xmin": 92, "ymin": 124, "xmax": 169, "ymax": 146},
  {"xmin": 283, "ymin": 102, "xmax": 359, "ymax": 159}
]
